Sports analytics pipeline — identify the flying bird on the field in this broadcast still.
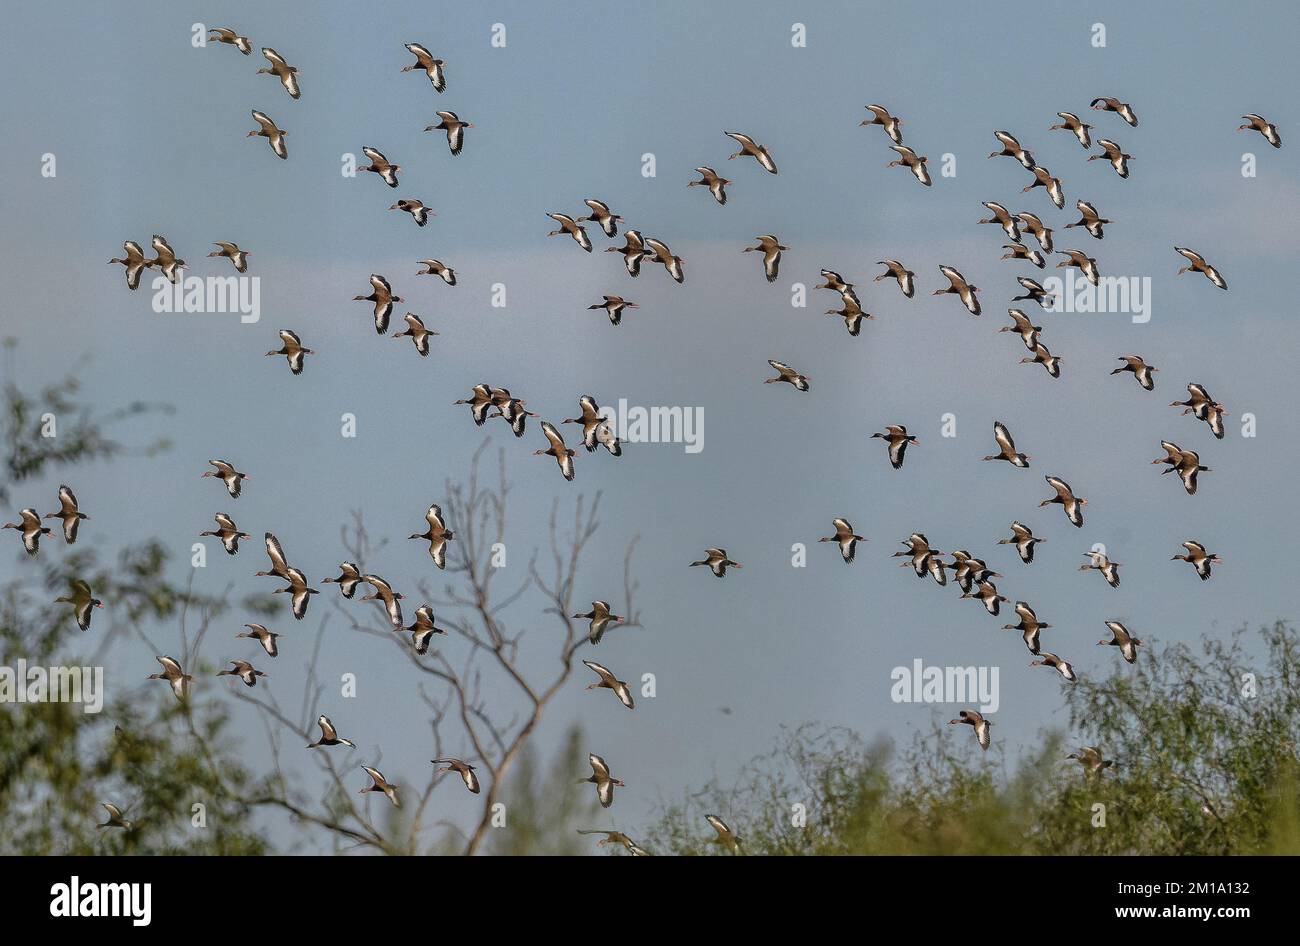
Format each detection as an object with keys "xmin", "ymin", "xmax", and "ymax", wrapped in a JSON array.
[
  {"xmin": 982, "ymin": 421, "xmax": 1030, "ymax": 467},
  {"xmin": 764, "ymin": 359, "xmax": 809, "ymax": 392},
  {"xmin": 354, "ymin": 274, "xmax": 403, "ymax": 334},
  {"xmin": 998, "ymin": 521, "xmax": 1045, "ymax": 565},
  {"xmin": 1112, "ymin": 355, "xmax": 1156, "ymax": 390},
  {"xmin": 689, "ymin": 166, "xmax": 731, "ymax": 204},
  {"xmin": 744, "ymin": 235, "xmax": 788, "ymax": 282},
  {"xmin": 55, "ymin": 579, "xmax": 102, "ymax": 631},
  {"xmin": 1172, "ymin": 541, "xmax": 1222, "ymax": 581},
  {"xmin": 1089, "ymin": 138, "xmax": 1132, "ymax": 178},
  {"xmin": 389, "ymin": 198, "xmax": 434, "ymax": 227},
  {"xmin": 208, "ymin": 27, "xmax": 252, "ymax": 55},
  {"xmin": 257, "ymin": 47, "xmax": 300, "ymax": 99},
  {"xmin": 819, "ymin": 518, "xmax": 866, "ymax": 564},
  {"xmin": 1004, "ymin": 600, "xmax": 1051, "ymax": 654},
  {"xmin": 589, "ymin": 294, "xmax": 639, "ymax": 326},
  {"xmin": 886, "ymin": 144, "xmax": 931, "ymax": 186},
  {"xmin": 321, "ymin": 562, "xmax": 363, "ymax": 599},
  {"xmin": 1040, "ymin": 476, "xmax": 1086, "ymax": 527},
  {"xmin": 147, "ymin": 655, "xmax": 192, "ymax": 702},
  {"xmin": 581, "ymin": 753, "xmax": 624, "ymax": 808},
  {"xmin": 44, "ymin": 485, "xmax": 89, "ymax": 544},
  {"xmin": 875, "ymin": 259, "xmax": 916, "ymax": 298},
  {"xmin": 576, "ymin": 198, "xmax": 622, "ymax": 237},
  {"xmin": 199, "ymin": 512, "xmax": 250, "ymax": 555},
  {"xmin": 1174, "ymin": 247, "xmax": 1227, "ymax": 290},
  {"xmin": 203, "ymin": 459, "xmax": 247, "ymax": 499},
  {"xmin": 725, "ymin": 131, "xmax": 777, "ymax": 173},
  {"xmin": 933, "ymin": 265, "xmax": 981, "ymax": 315},
  {"xmin": 401, "ymin": 42, "xmax": 445, "ymax": 91},
  {"xmin": 872, "ymin": 425, "xmax": 918, "ymax": 470},
  {"xmin": 607, "ymin": 229, "xmax": 650, "ymax": 277},
  {"xmin": 582, "ymin": 659, "xmax": 635, "ymax": 709},
  {"xmin": 308, "ymin": 715, "xmax": 355, "ymax": 749},
  {"xmin": 392, "ymin": 312, "xmax": 439, "ymax": 356},
  {"xmin": 237, "ymin": 623, "xmax": 280, "ymax": 658},
  {"xmin": 1239, "ymin": 113, "xmax": 1281, "ymax": 148},
  {"xmin": 988, "ymin": 131, "xmax": 1035, "ymax": 168},
  {"xmin": 409, "ymin": 503, "xmax": 455, "ymax": 569},
  {"xmin": 1080, "ymin": 550, "xmax": 1122, "ymax": 588},
  {"xmin": 1049, "ymin": 111, "xmax": 1093, "ymax": 148},
  {"xmin": 546, "ymin": 213, "xmax": 592, "ymax": 252},
  {"xmin": 1090, "ymin": 96, "xmax": 1138, "ymax": 126},
  {"xmin": 574, "ymin": 600, "xmax": 624, "ymax": 644},
  {"xmin": 1023, "ymin": 165, "xmax": 1065, "ymax": 208},
  {"xmin": 359, "ymin": 147, "xmax": 401, "ymax": 187},
  {"xmin": 432, "ymin": 758, "xmax": 480, "ymax": 793},
  {"xmin": 1029, "ymin": 651, "xmax": 1077, "ymax": 682},
  {"xmin": 217, "ymin": 659, "xmax": 266, "ymax": 687},
  {"xmin": 247, "ymin": 110, "xmax": 287, "ymax": 159},
  {"xmin": 690, "ymin": 548, "xmax": 742, "ymax": 578},
  {"xmin": 425, "ymin": 110, "xmax": 472, "ymax": 155},
  {"xmin": 358, "ymin": 766, "xmax": 400, "ymax": 807},
  {"xmin": 208, "ymin": 241, "xmax": 251, "ymax": 272},
  {"xmin": 949, "ymin": 710, "xmax": 992, "ymax": 751},
  {"xmin": 416, "ymin": 259, "xmax": 457, "ymax": 285},
  {"xmin": 643, "ymin": 237, "xmax": 684, "ymax": 283},
  {"xmin": 108, "ymin": 241, "xmax": 150, "ymax": 290},
  {"xmin": 1099, "ymin": 621, "xmax": 1143, "ymax": 664},
  {"xmin": 860, "ymin": 104, "xmax": 903, "ymax": 143},
  {"xmin": 266, "ymin": 329, "xmax": 312, "ymax": 375}
]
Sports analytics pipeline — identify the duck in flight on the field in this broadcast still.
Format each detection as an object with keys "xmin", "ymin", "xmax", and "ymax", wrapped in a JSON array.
[
  {"xmin": 354, "ymin": 274, "xmax": 403, "ymax": 334},
  {"xmin": 208, "ymin": 27, "xmax": 252, "ymax": 55},
  {"xmin": 108, "ymin": 241, "xmax": 150, "ymax": 289},
  {"xmin": 1020, "ymin": 341, "xmax": 1062, "ymax": 378},
  {"xmin": 247, "ymin": 110, "xmax": 287, "ymax": 159},
  {"xmin": 1090, "ymin": 96, "xmax": 1138, "ymax": 126},
  {"xmin": 425, "ymin": 110, "xmax": 472, "ymax": 155},
  {"xmin": 199, "ymin": 512, "xmax": 251, "ymax": 555},
  {"xmin": 689, "ymin": 166, "xmax": 731, "ymax": 205},
  {"xmin": 409, "ymin": 503, "xmax": 455, "ymax": 569},
  {"xmin": 1016, "ymin": 212, "xmax": 1053, "ymax": 253},
  {"xmin": 392, "ymin": 312, "xmax": 438, "ymax": 356},
  {"xmin": 321, "ymin": 562, "xmax": 363, "ymax": 599},
  {"xmin": 577, "ymin": 198, "xmax": 622, "ymax": 237},
  {"xmin": 643, "ymin": 237, "xmax": 685, "ymax": 283},
  {"xmin": 998, "ymin": 521, "xmax": 1045, "ymax": 565},
  {"xmin": 1013, "ymin": 276, "xmax": 1056, "ymax": 308},
  {"xmin": 266, "ymin": 329, "xmax": 313, "ymax": 375},
  {"xmin": 406, "ymin": 606, "xmax": 448, "ymax": 654},
  {"xmin": 949, "ymin": 710, "xmax": 992, "ymax": 751},
  {"xmin": 607, "ymin": 229, "xmax": 650, "ymax": 277},
  {"xmin": 860, "ymin": 104, "xmax": 903, "ymax": 143},
  {"xmin": 535, "ymin": 421, "xmax": 576, "ymax": 481},
  {"xmin": 416, "ymin": 259, "xmax": 457, "ymax": 285},
  {"xmin": 546, "ymin": 213, "xmax": 592, "ymax": 252},
  {"xmin": 1029, "ymin": 651, "xmax": 1077, "ymax": 682},
  {"xmin": 764, "ymin": 360, "xmax": 809, "ymax": 392},
  {"xmin": 1080, "ymin": 550, "xmax": 1122, "ymax": 588},
  {"xmin": 359, "ymin": 766, "xmax": 400, "ymax": 807},
  {"xmin": 148, "ymin": 655, "xmax": 192, "ymax": 702},
  {"xmin": 1040, "ymin": 476, "xmax": 1086, "ymax": 527},
  {"xmin": 577, "ymin": 829, "xmax": 649, "ymax": 856},
  {"xmin": 203, "ymin": 459, "xmax": 247, "ymax": 499},
  {"xmin": 359, "ymin": 146, "xmax": 401, "ymax": 186},
  {"xmin": 401, "ymin": 43, "xmax": 445, "ymax": 91},
  {"xmin": 308, "ymin": 715, "xmax": 355, "ymax": 749},
  {"xmin": 1023, "ymin": 165, "xmax": 1065, "ymax": 208},
  {"xmin": 208, "ymin": 241, "xmax": 251, "ymax": 273},
  {"xmin": 1112, "ymin": 355, "xmax": 1156, "ymax": 391},
  {"xmin": 872, "ymin": 425, "xmax": 918, "ymax": 470},
  {"xmin": 389, "ymin": 198, "xmax": 433, "ymax": 227},
  {"xmin": 989, "ymin": 131, "xmax": 1035, "ymax": 169},
  {"xmin": 1004, "ymin": 600, "xmax": 1050, "ymax": 654},
  {"xmin": 819, "ymin": 518, "xmax": 866, "ymax": 564},
  {"xmin": 982, "ymin": 421, "xmax": 1030, "ymax": 467},
  {"xmin": 581, "ymin": 753, "xmax": 625, "ymax": 808},
  {"xmin": 1099, "ymin": 621, "xmax": 1143, "ymax": 664},
  {"xmin": 589, "ymin": 294, "xmax": 639, "ymax": 326},
  {"xmin": 44, "ymin": 485, "xmax": 89, "ymax": 544},
  {"xmin": 257, "ymin": 47, "xmax": 300, "ymax": 99},
  {"xmin": 574, "ymin": 600, "xmax": 624, "ymax": 645},
  {"xmin": 55, "ymin": 579, "xmax": 102, "ymax": 631},
  {"xmin": 1174, "ymin": 247, "xmax": 1227, "ymax": 290},
  {"xmin": 875, "ymin": 259, "xmax": 915, "ymax": 297},
  {"xmin": 725, "ymin": 131, "xmax": 777, "ymax": 173},
  {"xmin": 1239, "ymin": 114, "xmax": 1281, "ymax": 148},
  {"xmin": 582, "ymin": 659, "xmax": 635, "ymax": 709},
  {"xmin": 1049, "ymin": 111, "xmax": 1093, "ymax": 148},
  {"xmin": 432, "ymin": 758, "xmax": 480, "ymax": 793},
  {"xmin": 999, "ymin": 308, "xmax": 1041, "ymax": 350},
  {"xmin": 1089, "ymin": 138, "xmax": 1132, "ymax": 178},
  {"xmin": 744, "ymin": 235, "xmax": 788, "ymax": 282},
  {"xmin": 886, "ymin": 145, "xmax": 931, "ymax": 186},
  {"xmin": 217, "ymin": 659, "xmax": 266, "ymax": 687},
  {"xmin": 237, "ymin": 623, "xmax": 280, "ymax": 658},
  {"xmin": 933, "ymin": 265, "xmax": 981, "ymax": 315},
  {"xmin": 1172, "ymin": 541, "xmax": 1222, "ymax": 581}
]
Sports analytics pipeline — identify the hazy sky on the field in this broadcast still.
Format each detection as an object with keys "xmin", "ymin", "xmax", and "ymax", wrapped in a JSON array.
[{"xmin": 2, "ymin": 0, "xmax": 1298, "ymax": 851}]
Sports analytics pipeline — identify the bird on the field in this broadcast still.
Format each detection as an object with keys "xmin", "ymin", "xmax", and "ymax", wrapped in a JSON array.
[
  {"xmin": 961, "ymin": 580, "xmax": 1008, "ymax": 616},
  {"xmin": 1064, "ymin": 200, "xmax": 1111, "ymax": 240},
  {"xmin": 589, "ymin": 294, "xmax": 639, "ymax": 326},
  {"xmin": 425, "ymin": 110, "xmax": 473, "ymax": 155},
  {"xmin": 826, "ymin": 293, "xmax": 873, "ymax": 336},
  {"xmin": 108, "ymin": 241, "xmax": 150, "ymax": 290},
  {"xmin": 546, "ymin": 213, "xmax": 592, "ymax": 252},
  {"xmin": 401, "ymin": 42, "xmax": 445, "ymax": 91},
  {"xmin": 1016, "ymin": 212, "xmax": 1054, "ymax": 253},
  {"xmin": 1013, "ymin": 276, "xmax": 1056, "ymax": 308},
  {"xmin": 1080, "ymin": 550, "xmax": 1122, "ymax": 588},
  {"xmin": 217, "ymin": 659, "xmax": 266, "ymax": 687},
  {"xmin": 998, "ymin": 521, "xmax": 1045, "ymax": 565},
  {"xmin": 1004, "ymin": 601, "xmax": 1051, "ymax": 654},
  {"xmin": 454, "ymin": 383, "xmax": 495, "ymax": 426},
  {"xmin": 860, "ymin": 104, "xmax": 903, "ymax": 143},
  {"xmin": 1057, "ymin": 249, "xmax": 1099, "ymax": 286},
  {"xmin": 1168, "ymin": 446, "xmax": 1211, "ymax": 496},
  {"xmin": 359, "ymin": 146, "xmax": 401, "ymax": 186},
  {"xmin": 55, "ymin": 579, "xmax": 102, "ymax": 631},
  {"xmin": 1001, "ymin": 243, "xmax": 1044, "ymax": 268},
  {"xmin": 1040, "ymin": 476, "xmax": 1086, "ymax": 527},
  {"xmin": 581, "ymin": 753, "xmax": 624, "ymax": 808},
  {"xmin": 949, "ymin": 551, "xmax": 1000, "ymax": 592},
  {"xmin": 583, "ymin": 659, "xmax": 635, "ymax": 709},
  {"xmin": 44, "ymin": 485, "xmax": 89, "ymax": 544},
  {"xmin": 360, "ymin": 574, "xmax": 405, "ymax": 627},
  {"xmin": 535, "ymin": 421, "xmax": 576, "ymax": 481},
  {"xmin": 432, "ymin": 758, "xmax": 480, "ymax": 793},
  {"xmin": 199, "ymin": 512, "xmax": 250, "ymax": 555},
  {"xmin": 147, "ymin": 655, "xmax": 192, "ymax": 702},
  {"xmin": 690, "ymin": 548, "xmax": 741, "ymax": 578},
  {"xmin": 988, "ymin": 131, "xmax": 1035, "ymax": 169},
  {"xmin": 1049, "ymin": 111, "xmax": 1093, "ymax": 148},
  {"xmin": 1099, "ymin": 621, "xmax": 1143, "ymax": 663},
  {"xmin": 886, "ymin": 144, "xmax": 931, "ymax": 185},
  {"xmin": 764, "ymin": 360, "xmax": 809, "ymax": 392},
  {"xmin": 207, "ymin": 241, "xmax": 251, "ymax": 273},
  {"xmin": 576, "ymin": 829, "xmax": 649, "ymax": 856},
  {"xmin": 237, "ymin": 623, "xmax": 280, "ymax": 658},
  {"xmin": 358, "ymin": 766, "xmax": 400, "ymax": 807},
  {"xmin": 203, "ymin": 459, "xmax": 247, "ymax": 499},
  {"xmin": 208, "ymin": 27, "xmax": 252, "ymax": 55},
  {"xmin": 576, "ymin": 198, "xmax": 622, "ymax": 237},
  {"xmin": 1112, "ymin": 355, "xmax": 1157, "ymax": 391},
  {"xmin": 321, "ymin": 562, "xmax": 363, "ymax": 599},
  {"xmin": 1023, "ymin": 165, "xmax": 1065, "ymax": 208},
  {"xmin": 978, "ymin": 202, "xmax": 1021, "ymax": 241},
  {"xmin": 274, "ymin": 567, "xmax": 318, "ymax": 621},
  {"xmin": 266, "ymin": 329, "xmax": 312, "ymax": 375},
  {"xmin": 607, "ymin": 229, "xmax": 650, "ymax": 277},
  {"xmin": 1239, "ymin": 113, "xmax": 1281, "ymax": 148},
  {"xmin": 1067, "ymin": 747, "xmax": 1115, "ymax": 776},
  {"xmin": 643, "ymin": 237, "xmax": 684, "ymax": 283},
  {"xmin": 819, "ymin": 518, "xmax": 865, "ymax": 564},
  {"xmin": 255, "ymin": 532, "xmax": 293, "ymax": 581},
  {"xmin": 147, "ymin": 235, "xmax": 186, "ymax": 284},
  {"xmin": 247, "ymin": 110, "xmax": 287, "ymax": 159},
  {"xmin": 257, "ymin": 47, "xmax": 300, "ymax": 99},
  {"xmin": 307, "ymin": 715, "xmax": 355, "ymax": 749},
  {"xmin": 406, "ymin": 606, "xmax": 448, "ymax": 654},
  {"xmin": 872, "ymin": 425, "xmax": 919, "ymax": 470},
  {"xmin": 999, "ymin": 308, "xmax": 1041, "ymax": 350},
  {"xmin": 1172, "ymin": 541, "xmax": 1222, "ymax": 581},
  {"xmin": 1020, "ymin": 341, "xmax": 1062, "ymax": 378},
  {"xmin": 574, "ymin": 600, "xmax": 624, "ymax": 645},
  {"xmin": 706, "ymin": 814, "xmax": 743, "ymax": 854},
  {"xmin": 744, "ymin": 235, "xmax": 788, "ymax": 282},
  {"xmin": 1174, "ymin": 247, "xmax": 1227, "ymax": 290},
  {"xmin": 389, "ymin": 198, "xmax": 433, "ymax": 226},
  {"xmin": 1090, "ymin": 96, "xmax": 1139, "ymax": 126},
  {"xmin": 933, "ymin": 265, "xmax": 981, "ymax": 315},
  {"xmin": 1089, "ymin": 138, "xmax": 1132, "ymax": 179},
  {"xmin": 97, "ymin": 803, "xmax": 133, "ymax": 831},
  {"xmin": 489, "ymin": 391, "xmax": 538, "ymax": 438},
  {"xmin": 817, "ymin": 269, "xmax": 860, "ymax": 303},
  {"xmin": 416, "ymin": 259, "xmax": 457, "ymax": 285},
  {"xmin": 409, "ymin": 503, "xmax": 455, "ymax": 569},
  {"xmin": 562, "ymin": 396, "xmax": 620, "ymax": 456},
  {"xmin": 894, "ymin": 533, "xmax": 942, "ymax": 580},
  {"xmin": 949, "ymin": 710, "xmax": 992, "ymax": 751},
  {"xmin": 354, "ymin": 274, "xmax": 403, "ymax": 334},
  {"xmin": 1029, "ymin": 651, "xmax": 1077, "ymax": 682},
  {"xmin": 392, "ymin": 312, "xmax": 438, "ymax": 356},
  {"xmin": 982, "ymin": 421, "xmax": 1030, "ymax": 467},
  {"xmin": 875, "ymin": 259, "xmax": 916, "ymax": 298},
  {"xmin": 689, "ymin": 166, "xmax": 731, "ymax": 205},
  {"xmin": 1171, "ymin": 383, "xmax": 1228, "ymax": 438},
  {"xmin": 725, "ymin": 131, "xmax": 777, "ymax": 173}
]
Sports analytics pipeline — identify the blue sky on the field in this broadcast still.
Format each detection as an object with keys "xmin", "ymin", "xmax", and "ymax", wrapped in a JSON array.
[{"xmin": 2, "ymin": 0, "xmax": 1298, "ymax": 851}]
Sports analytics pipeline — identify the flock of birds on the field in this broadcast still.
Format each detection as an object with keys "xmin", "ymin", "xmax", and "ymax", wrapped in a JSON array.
[{"xmin": 16, "ymin": 24, "xmax": 1286, "ymax": 855}]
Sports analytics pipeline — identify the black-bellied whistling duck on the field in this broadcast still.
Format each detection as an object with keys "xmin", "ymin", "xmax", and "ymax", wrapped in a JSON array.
[
  {"xmin": 359, "ymin": 147, "xmax": 401, "ymax": 187},
  {"xmin": 361, "ymin": 574, "xmax": 404, "ymax": 627},
  {"xmin": 1020, "ymin": 341, "xmax": 1062, "ymax": 379},
  {"xmin": 643, "ymin": 237, "xmax": 684, "ymax": 283},
  {"xmin": 416, "ymin": 259, "xmax": 457, "ymax": 285},
  {"xmin": 1004, "ymin": 600, "xmax": 1050, "ymax": 654},
  {"xmin": 583, "ymin": 659, "xmax": 635, "ymax": 709},
  {"xmin": 257, "ymin": 47, "xmax": 299, "ymax": 99},
  {"xmin": 546, "ymin": 213, "xmax": 592, "ymax": 252},
  {"xmin": 894, "ymin": 533, "xmax": 941, "ymax": 579},
  {"xmin": 765, "ymin": 360, "xmax": 809, "ymax": 392},
  {"xmin": 861, "ymin": 104, "xmax": 903, "ymax": 143},
  {"xmin": 816, "ymin": 269, "xmax": 860, "ymax": 304},
  {"xmin": 1089, "ymin": 138, "xmax": 1132, "ymax": 179},
  {"xmin": 725, "ymin": 131, "xmax": 777, "ymax": 173},
  {"xmin": 949, "ymin": 710, "xmax": 992, "ymax": 751},
  {"xmin": 55, "ymin": 579, "xmax": 102, "ymax": 631},
  {"xmin": 691, "ymin": 548, "xmax": 741, "ymax": 578},
  {"xmin": 203, "ymin": 459, "xmax": 247, "ymax": 499},
  {"xmin": 402, "ymin": 43, "xmax": 445, "ymax": 91},
  {"xmin": 1066, "ymin": 200, "xmax": 1110, "ymax": 239},
  {"xmin": 1029, "ymin": 651, "xmax": 1076, "ymax": 682},
  {"xmin": 1040, "ymin": 476, "xmax": 1086, "ymax": 527},
  {"xmin": 1239, "ymin": 114, "xmax": 1281, "ymax": 148},
  {"xmin": 982, "ymin": 421, "xmax": 1030, "ymax": 467},
  {"xmin": 1013, "ymin": 276, "xmax": 1056, "ymax": 308},
  {"xmin": 425, "ymin": 111, "xmax": 472, "ymax": 155},
  {"xmin": 589, "ymin": 294, "xmax": 639, "ymax": 326},
  {"xmin": 999, "ymin": 308, "xmax": 1041, "ymax": 351},
  {"xmin": 274, "ymin": 566, "xmax": 318, "ymax": 620},
  {"xmin": 454, "ymin": 383, "xmax": 494, "ymax": 426},
  {"xmin": 1090, "ymin": 96, "xmax": 1138, "ymax": 126},
  {"xmin": 962, "ymin": 580, "xmax": 1008, "ymax": 616},
  {"xmin": 820, "ymin": 518, "xmax": 866, "ymax": 564},
  {"xmin": 707, "ymin": 815, "xmax": 743, "ymax": 853},
  {"xmin": 208, "ymin": 27, "xmax": 252, "ymax": 55},
  {"xmin": 933, "ymin": 265, "xmax": 981, "ymax": 315},
  {"xmin": 1112, "ymin": 355, "xmax": 1156, "ymax": 390},
  {"xmin": 1057, "ymin": 249, "xmax": 1099, "ymax": 286},
  {"xmin": 255, "ymin": 532, "xmax": 292, "ymax": 580},
  {"xmin": 392, "ymin": 312, "xmax": 438, "ymax": 356},
  {"xmin": 308, "ymin": 714, "xmax": 355, "ymax": 749},
  {"xmin": 1171, "ymin": 383, "xmax": 1228, "ymax": 439},
  {"xmin": 1016, "ymin": 212, "xmax": 1054, "ymax": 253},
  {"xmin": 248, "ymin": 110, "xmax": 287, "ymax": 159},
  {"xmin": 1050, "ymin": 112, "xmax": 1092, "ymax": 148},
  {"xmin": 1001, "ymin": 243, "xmax": 1045, "ymax": 268},
  {"xmin": 1172, "ymin": 540, "xmax": 1222, "ymax": 581},
  {"xmin": 148, "ymin": 235, "xmax": 186, "ymax": 284},
  {"xmin": 406, "ymin": 605, "xmax": 448, "ymax": 654},
  {"xmin": 266, "ymin": 329, "xmax": 313, "ymax": 375},
  {"xmin": 97, "ymin": 803, "xmax": 133, "ymax": 831},
  {"xmin": 689, "ymin": 167, "xmax": 731, "ymax": 205},
  {"xmin": 574, "ymin": 600, "xmax": 623, "ymax": 644},
  {"xmin": 1023, "ymin": 165, "xmax": 1065, "ymax": 209},
  {"xmin": 208, "ymin": 241, "xmax": 251, "ymax": 273},
  {"xmin": 607, "ymin": 229, "xmax": 649, "ymax": 277},
  {"xmin": 998, "ymin": 521, "xmax": 1045, "ymax": 564},
  {"xmin": 409, "ymin": 503, "xmax": 455, "ymax": 569},
  {"xmin": 237, "ymin": 623, "xmax": 280, "ymax": 658},
  {"xmin": 1152, "ymin": 440, "xmax": 1186, "ymax": 472},
  {"xmin": 432, "ymin": 758, "xmax": 480, "ymax": 793},
  {"xmin": 1175, "ymin": 247, "xmax": 1227, "ymax": 290},
  {"xmin": 359, "ymin": 766, "xmax": 400, "ymax": 807},
  {"xmin": 1067, "ymin": 747, "xmax": 1115, "ymax": 776},
  {"xmin": 581, "ymin": 753, "xmax": 624, "ymax": 808},
  {"xmin": 872, "ymin": 426, "xmax": 918, "ymax": 470},
  {"xmin": 535, "ymin": 421, "xmax": 576, "ymax": 481},
  {"xmin": 354, "ymin": 274, "xmax": 403, "ymax": 334},
  {"xmin": 200, "ymin": 512, "xmax": 250, "ymax": 555},
  {"xmin": 321, "ymin": 562, "xmax": 363, "ymax": 599},
  {"xmin": 577, "ymin": 829, "xmax": 649, "ymax": 856},
  {"xmin": 389, "ymin": 198, "xmax": 433, "ymax": 226},
  {"xmin": 1099, "ymin": 621, "xmax": 1142, "ymax": 663},
  {"xmin": 1080, "ymin": 550, "xmax": 1122, "ymax": 588},
  {"xmin": 577, "ymin": 198, "xmax": 622, "ymax": 237},
  {"xmin": 1170, "ymin": 446, "xmax": 1210, "ymax": 495},
  {"xmin": 148, "ymin": 655, "xmax": 192, "ymax": 702},
  {"xmin": 978, "ymin": 201, "xmax": 1021, "ymax": 241},
  {"xmin": 489, "ymin": 390, "xmax": 538, "ymax": 438},
  {"xmin": 950, "ymin": 551, "xmax": 999, "ymax": 593},
  {"xmin": 745, "ymin": 235, "xmax": 788, "ymax": 283},
  {"xmin": 826, "ymin": 293, "xmax": 873, "ymax": 336},
  {"xmin": 989, "ymin": 131, "xmax": 1035, "ymax": 168},
  {"xmin": 108, "ymin": 240, "xmax": 150, "ymax": 290},
  {"xmin": 886, "ymin": 145, "xmax": 931, "ymax": 186},
  {"xmin": 217, "ymin": 659, "xmax": 266, "ymax": 687},
  {"xmin": 563, "ymin": 395, "xmax": 620, "ymax": 456},
  {"xmin": 875, "ymin": 259, "xmax": 915, "ymax": 298},
  {"xmin": 44, "ymin": 485, "xmax": 89, "ymax": 544}
]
